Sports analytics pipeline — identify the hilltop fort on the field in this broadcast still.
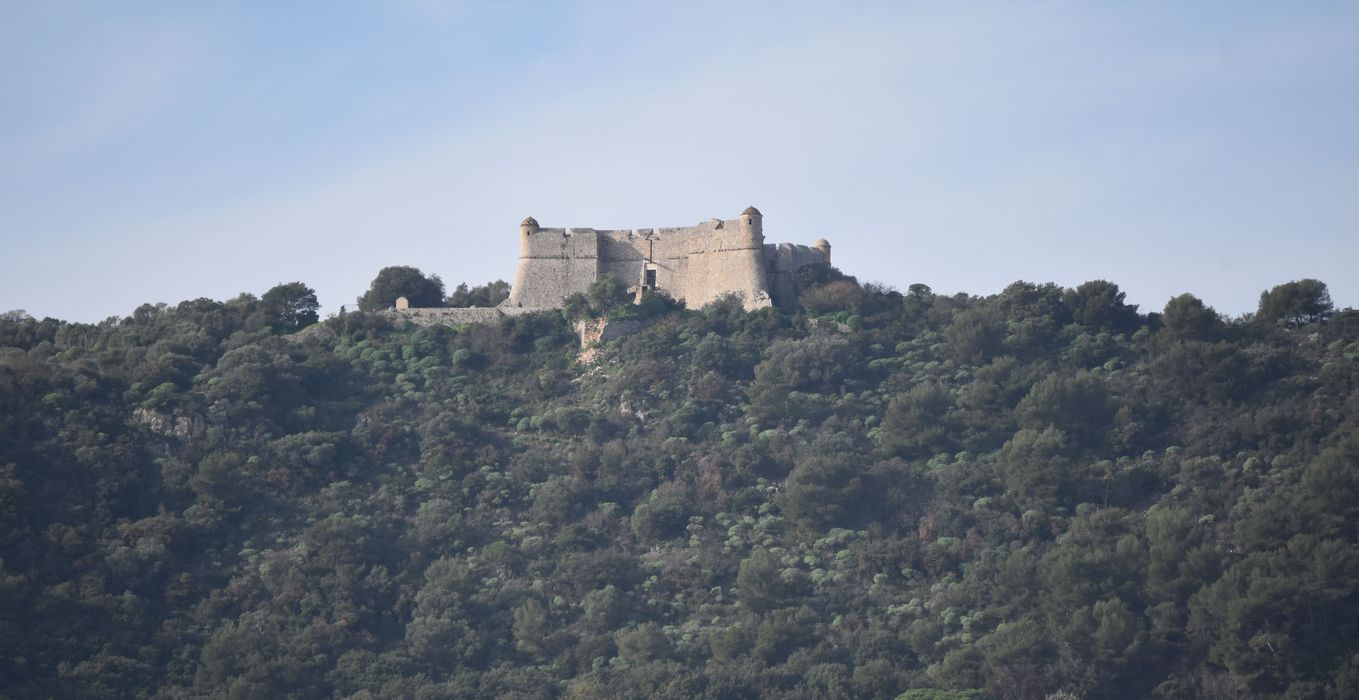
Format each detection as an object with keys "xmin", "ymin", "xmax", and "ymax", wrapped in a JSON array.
[
  {"xmin": 395, "ymin": 206, "xmax": 832, "ymax": 326},
  {"xmin": 507, "ymin": 206, "xmax": 830, "ymax": 310}
]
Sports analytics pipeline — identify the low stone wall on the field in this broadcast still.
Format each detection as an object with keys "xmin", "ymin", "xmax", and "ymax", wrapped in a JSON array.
[{"xmin": 389, "ymin": 306, "xmax": 553, "ymax": 327}]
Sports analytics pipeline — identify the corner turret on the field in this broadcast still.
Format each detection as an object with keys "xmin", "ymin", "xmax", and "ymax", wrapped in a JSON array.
[
  {"xmin": 813, "ymin": 238, "xmax": 831, "ymax": 264},
  {"xmin": 738, "ymin": 205, "xmax": 763, "ymax": 244},
  {"xmin": 519, "ymin": 216, "xmax": 539, "ymax": 257}
]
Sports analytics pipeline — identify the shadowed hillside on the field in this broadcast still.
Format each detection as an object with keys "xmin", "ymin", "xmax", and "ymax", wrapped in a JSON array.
[{"xmin": 1, "ymin": 273, "xmax": 1357, "ymax": 699}]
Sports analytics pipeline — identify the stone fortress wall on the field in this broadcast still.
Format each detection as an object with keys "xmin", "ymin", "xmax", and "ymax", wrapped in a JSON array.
[
  {"xmin": 390, "ymin": 305, "xmax": 542, "ymax": 327},
  {"xmin": 390, "ymin": 207, "xmax": 832, "ymax": 329},
  {"xmin": 505, "ymin": 207, "xmax": 831, "ymax": 310}
]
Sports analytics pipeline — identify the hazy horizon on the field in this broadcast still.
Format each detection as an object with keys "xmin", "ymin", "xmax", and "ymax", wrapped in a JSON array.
[{"xmin": 3, "ymin": 2, "xmax": 1357, "ymax": 322}]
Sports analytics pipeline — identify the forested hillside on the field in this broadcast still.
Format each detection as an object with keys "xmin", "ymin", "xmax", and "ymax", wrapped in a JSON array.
[{"xmin": 1, "ymin": 272, "xmax": 1357, "ymax": 699}]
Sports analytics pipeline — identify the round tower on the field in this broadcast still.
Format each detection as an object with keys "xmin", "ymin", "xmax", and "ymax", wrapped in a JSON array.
[
  {"xmin": 519, "ymin": 216, "xmax": 539, "ymax": 257},
  {"xmin": 738, "ymin": 206, "xmax": 763, "ymax": 246},
  {"xmin": 813, "ymin": 238, "xmax": 831, "ymax": 264}
]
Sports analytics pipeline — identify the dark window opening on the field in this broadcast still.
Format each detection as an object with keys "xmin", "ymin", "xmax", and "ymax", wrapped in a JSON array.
[{"xmin": 644, "ymin": 269, "xmax": 657, "ymax": 287}]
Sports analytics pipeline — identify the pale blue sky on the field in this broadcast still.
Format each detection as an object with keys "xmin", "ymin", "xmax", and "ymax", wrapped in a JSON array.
[{"xmin": 2, "ymin": 2, "xmax": 1357, "ymax": 322}]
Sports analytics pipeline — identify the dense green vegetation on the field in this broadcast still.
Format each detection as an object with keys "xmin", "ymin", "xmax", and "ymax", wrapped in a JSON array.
[
  {"xmin": 1, "ymin": 273, "xmax": 1357, "ymax": 699},
  {"xmin": 354, "ymin": 266, "xmax": 509, "ymax": 311}
]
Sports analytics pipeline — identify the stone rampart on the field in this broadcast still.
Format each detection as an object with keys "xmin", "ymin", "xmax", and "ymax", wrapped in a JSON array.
[
  {"xmin": 507, "ymin": 226, "xmax": 600, "ymax": 308},
  {"xmin": 505, "ymin": 207, "xmax": 822, "ymax": 311},
  {"xmin": 391, "ymin": 306, "xmax": 552, "ymax": 327}
]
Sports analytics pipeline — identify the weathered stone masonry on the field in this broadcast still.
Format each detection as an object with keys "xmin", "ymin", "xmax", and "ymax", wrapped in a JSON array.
[
  {"xmin": 391, "ymin": 207, "xmax": 832, "ymax": 330},
  {"xmin": 505, "ymin": 207, "xmax": 831, "ymax": 311}
]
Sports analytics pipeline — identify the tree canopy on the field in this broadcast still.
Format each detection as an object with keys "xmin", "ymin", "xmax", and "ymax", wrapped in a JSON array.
[
  {"xmin": 447, "ymin": 280, "xmax": 511, "ymax": 308},
  {"xmin": 356, "ymin": 265, "xmax": 445, "ymax": 311},
  {"xmin": 1257, "ymin": 278, "xmax": 1333, "ymax": 326},
  {"xmin": 0, "ymin": 273, "xmax": 1355, "ymax": 699},
  {"xmin": 260, "ymin": 281, "xmax": 319, "ymax": 330}
]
